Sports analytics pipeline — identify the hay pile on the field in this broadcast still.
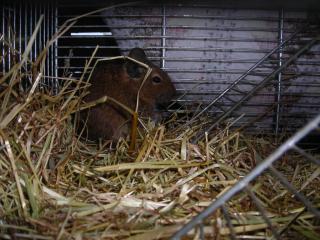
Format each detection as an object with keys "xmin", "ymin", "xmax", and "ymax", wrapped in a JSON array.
[{"xmin": 1, "ymin": 13, "xmax": 319, "ymax": 240}]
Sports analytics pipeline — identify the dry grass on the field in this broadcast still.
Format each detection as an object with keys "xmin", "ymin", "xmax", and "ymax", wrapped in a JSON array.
[{"xmin": 0, "ymin": 9, "xmax": 319, "ymax": 240}]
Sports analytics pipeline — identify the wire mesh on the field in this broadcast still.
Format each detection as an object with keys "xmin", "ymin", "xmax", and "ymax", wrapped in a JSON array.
[
  {"xmin": 0, "ymin": 0, "xmax": 57, "ymax": 90},
  {"xmin": 192, "ymin": 27, "xmax": 320, "ymax": 142},
  {"xmin": 1, "ymin": 2, "xmax": 320, "ymax": 239},
  {"xmin": 55, "ymin": 2, "xmax": 320, "ymax": 134},
  {"xmin": 172, "ymin": 113, "xmax": 320, "ymax": 239}
]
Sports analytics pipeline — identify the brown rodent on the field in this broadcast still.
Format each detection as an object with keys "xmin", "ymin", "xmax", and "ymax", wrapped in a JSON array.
[{"xmin": 78, "ymin": 48, "xmax": 176, "ymax": 142}]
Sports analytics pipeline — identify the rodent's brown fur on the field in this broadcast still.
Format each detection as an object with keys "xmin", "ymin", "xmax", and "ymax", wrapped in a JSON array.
[{"xmin": 78, "ymin": 48, "xmax": 176, "ymax": 142}]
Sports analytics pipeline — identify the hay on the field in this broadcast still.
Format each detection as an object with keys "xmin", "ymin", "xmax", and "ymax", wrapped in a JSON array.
[{"xmin": 1, "ymin": 12, "xmax": 319, "ymax": 240}]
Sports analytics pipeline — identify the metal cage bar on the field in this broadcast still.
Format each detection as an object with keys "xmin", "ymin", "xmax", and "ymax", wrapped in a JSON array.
[
  {"xmin": 1, "ymin": 2, "xmax": 319, "ymax": 239},
  {"xmin": 0, "ymin": 1, "xmax": 57, "ymax": 89},
  {"xmin": 183, "ymin": 25, "xmax": 307, "ymax": 123},
  {"xmin": 172, "ymin": 113, "xmax": 320, "ymax": 239},
  {"xmin": 275, "ymin": 8, "xmax": 284, "ymax": 136},
  {"xmin": 192, "ymin": 31, "xmax": 319, "ymax": 143},
  {"xmin": 55, "ymin": 4, "xmax": 320, "ymax": 134},
  {"xmin": 161, "ymin": 4, "xmax": 166, "ymax": 69}
]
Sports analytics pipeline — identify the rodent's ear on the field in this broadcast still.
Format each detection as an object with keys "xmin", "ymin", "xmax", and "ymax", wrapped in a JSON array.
[
  {"xmin": 128, "ymin": 48, "xmax": 148, "ymax": 63},
  {"xmin": 126, "ymin": 48, "xmax": 152, "ymax": 80},
  {"xmin": 125, "ymin": 61, "xmax": 145, "ymax": 80}
]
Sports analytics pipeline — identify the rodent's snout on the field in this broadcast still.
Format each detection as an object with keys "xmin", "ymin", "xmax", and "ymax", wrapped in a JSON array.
[{"xmin": 155, "ymin": 91, "xmax": 176, "ymax": 110}]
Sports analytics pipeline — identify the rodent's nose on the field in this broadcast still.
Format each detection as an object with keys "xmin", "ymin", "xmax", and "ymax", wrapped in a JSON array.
[
  {"xmin": 156, "ymin": 91, "xmax": 176, "ymax": 110},
  {"xmin": 156, "ymin": 102, "xmax": 169, "ymax": 110}
]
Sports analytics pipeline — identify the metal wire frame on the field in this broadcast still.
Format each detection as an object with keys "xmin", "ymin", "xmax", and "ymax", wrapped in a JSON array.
[
  {"xmin": 56, "ymin": 13, "xmax": 306, "ymax": 23},
  {"xmin": 55, "ymin": 3, "xmax": 320, "ymax": 134},
  {"xmin": 191, "ymin": 29, "xmax": 320, "ymax": 143},
  {"xmin": 274, "ymin": 8, "xmax": 284, "ymax": 136},
  {"xmin": 171, "ymin": 113, "xmax": 320, "ymax": 239},
  {"xmin": 0, "ymin": 1, "xmax": 57, "ymax": 89},
  {"xmin": 185, "ymin": 23, "xmax": 314, "ymax": 120},
  {"xmin": 37, "ymin": 2, "xmax": 319, "ymax": 135}
]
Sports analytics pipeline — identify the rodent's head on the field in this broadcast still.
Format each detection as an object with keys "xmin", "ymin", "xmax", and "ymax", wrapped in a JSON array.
[{"xmin": 125, "ymin": 48, "xmax": 176, "ymax": 117}]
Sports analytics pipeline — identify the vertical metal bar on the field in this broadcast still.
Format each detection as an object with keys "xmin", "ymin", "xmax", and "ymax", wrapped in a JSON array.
[
  {"xmin": 161, "ymin": 4, "xmax": 166, "ymax": 69},
  {"xmin": 8, "ymin": 5, "xmax": 11, "ymax": 71},
  {"xmin": 46, "ymin": 2, "xmax": 49, "ymax": 87},
  {"xmin": 245, "ymin": 186, "xmax": 281, "ymax": 239},
  {"xmin": 18, "ymin": 1, "xmax": 22, "ymax": 92},
  {"xmin": 34, "ymin": 3, "xmax": 37, "ymax": 62},
  {"xmin": 51, "ymin": 1, "xmax": 54, "ymax": 80},
  {"xmin": 39, "ymin": 2, "xmax": 48, "ymax": 87},
  {"xmin": 198, "ymin": 222, "xmax": 204, "ymax": 240},
  {"xmin": 221, "ymin": 205, "xmax": 237, "ymax": 240},
  {"xmin": 39, "ymin": 3, "xmax": 42, "ymax": 57},
  {"xmin": 13, "ymin": 3, "xmax": 16, "ymax": 65},
  {"xmin": 24, "ymin": 0, "xmax": 27, "ymax": 54},
  {"xmin": 45, "ymin": 1, "xmax": 49, "ymax": 79},
  {"xmin": 39, "ymin": 3, "xmax": 43, "ymax": 89},
  {"xmin": 19, "ymin": 1, "xmax": 22, "ymax": 62},
  {"xmin": 2, "ymin": 6, "xmax": 5, "ymax": 75},
  {"xmin": 24, "ymin": 0, "xmax": 29, "ymax": 84},
  {"xmin": 275, "ymin": 8, "xmax": 284, "ymax": 136},
  {"xmin": 42, "ymin": 2, "xmax": 46, "ymax": 84},
  {"xmin": 54, "ymin": 1, "xmax": 59, "ymax": 92},
  {"xmin": 49, "ymin": 1, "xmax": 52, "ymax": 78},
  {"xmin": 29, "ymin": 3, "xmax": 33, "ymax": 61}
]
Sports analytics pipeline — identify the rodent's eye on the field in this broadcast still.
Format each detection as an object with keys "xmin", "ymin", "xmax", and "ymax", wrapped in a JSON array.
[{"xmin": 152, "ymin": 76, "xmax": 162, "ymax": 84}]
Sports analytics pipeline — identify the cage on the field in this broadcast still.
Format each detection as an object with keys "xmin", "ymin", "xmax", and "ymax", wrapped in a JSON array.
[{"xmin": 0, "ymin": 0, "xmax": 319, "ymax": 239}]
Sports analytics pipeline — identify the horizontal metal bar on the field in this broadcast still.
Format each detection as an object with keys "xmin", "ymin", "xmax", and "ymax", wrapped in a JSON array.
[
  {"xmin": 70, "ymin": 31, "xmax": 112, "ymax": 36},
  {"xmin": 167, "ymin": 70, "xmax": 320, "ymax": 76},
  {"xmin": 59, "ymin": 34, "xmax": 279, "ymax": 43},
  {"xmin": 173, "ymin": 80, "xmax": 320, "ymax": 86},
  {"xmin": 181, "ymin": 101, "xmax": 320, "ymax": 109},
  {"xmin": 55, "ymin": 46, "xmax": 274, "ymax": 52},
  {"xmin": 232, "ymin": 125, "xmax": 314, "ymax": 131},
  {"xmin": 55, "ymin": 62, "xmax": 320, "ymax": 72},
  {"xmin": 57, "ymin": 2, "xmax": 320, "ymax": 12},
  {"xmin": 164, "ymin": 121, "xmax": 315, "ymax": 131},
  {"xmin": 59, "ymin": 14, "xmax": 278, "ymax": 21},
  {"xmin": 56, "ymin": 46, "xmax": 320, "ymax": 55},
  {"xmin": 183, "ymin": 102, "xmax": 320, "ymax": 108},
  {"xmin": 171, "ymin": 107, "xmax": 320, "ymax": 116},
  {"xmin": 56, "ymin": 55, "xmax": 320, "ymax": 66},
  {"xmin": 57, "ymin": 24, "xmax": 293, "ymax": 32},
  {"xmin": 57, "ymin": 14, "xmax": 308, "ymax": 23},
  {"xmin": 178, "ymin": 81, "xmax": 320, "ymax": 87},
  {"xmin": 175, "ymin": 91, "xmax": 320, "ymax": 98},
  {"xmin": 56, "ymin": 56, "xmax": 277, "ymax": 62},
  {"xmin": 58, "ymin": 66, "xmax": 275, "ymax": 75}
]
